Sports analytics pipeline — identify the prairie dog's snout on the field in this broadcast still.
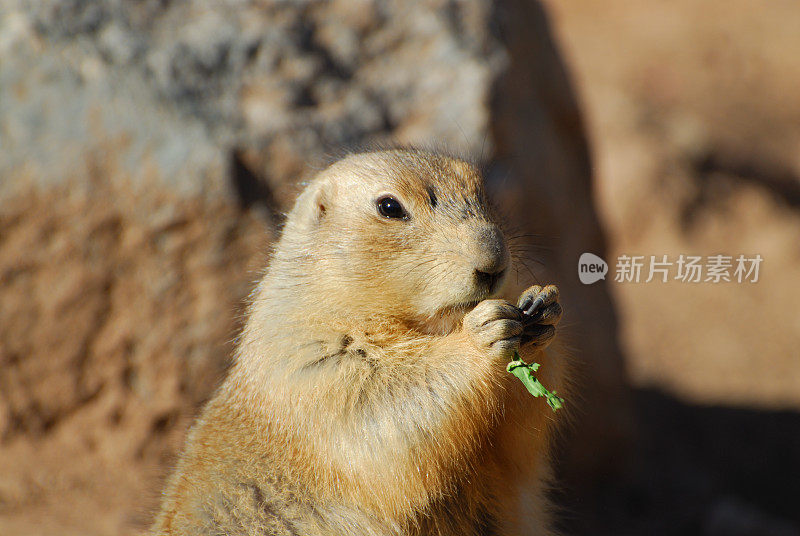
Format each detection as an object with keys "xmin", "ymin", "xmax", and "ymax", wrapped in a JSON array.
[{"xmin": 471, "ymin": 223, "xmax": 509, "ymax": 294}]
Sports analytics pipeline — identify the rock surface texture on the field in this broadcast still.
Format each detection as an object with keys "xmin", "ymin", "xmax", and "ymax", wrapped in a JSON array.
[{"xmin": 0, "ymin": 1, "xmax": 627, "ymax": 534}]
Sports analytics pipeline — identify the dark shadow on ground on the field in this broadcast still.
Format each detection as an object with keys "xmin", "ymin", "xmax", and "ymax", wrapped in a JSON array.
[{"xmin": 556, "ymin": 388, "xmax": 800, "ymax": 536}]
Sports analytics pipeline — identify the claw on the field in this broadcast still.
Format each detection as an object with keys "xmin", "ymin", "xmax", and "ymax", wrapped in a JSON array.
[{"xmin": 524, "ymin": 296, "xmax": 545, "ymax": 316}]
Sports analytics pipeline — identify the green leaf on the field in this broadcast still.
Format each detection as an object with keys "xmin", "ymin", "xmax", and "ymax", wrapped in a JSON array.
[{"xmin": 506, "ymin": 351, "xmax": 564, "ymax": 412}]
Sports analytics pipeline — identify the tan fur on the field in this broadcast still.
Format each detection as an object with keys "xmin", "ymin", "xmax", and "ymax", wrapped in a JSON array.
[{"xmin": 153, "ymin": 150, "xmax": 569, "ymax": 536}]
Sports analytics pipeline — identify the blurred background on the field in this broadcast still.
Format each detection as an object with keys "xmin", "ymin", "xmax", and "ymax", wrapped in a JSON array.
[{"xmin": 1, "ymin": 1, "xmax": 799, "ymax": 535}]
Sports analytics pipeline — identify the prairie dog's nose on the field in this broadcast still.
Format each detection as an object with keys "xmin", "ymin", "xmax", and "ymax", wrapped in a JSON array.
[{"xmin": 472, "ymin": 224, "xmax": 508, "ymax": 292}]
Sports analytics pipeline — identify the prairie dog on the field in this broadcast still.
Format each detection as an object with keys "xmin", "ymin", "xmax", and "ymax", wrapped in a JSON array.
[{"xmin": 154, "ymin": 149, "xmax": 567, "ymax": 535}]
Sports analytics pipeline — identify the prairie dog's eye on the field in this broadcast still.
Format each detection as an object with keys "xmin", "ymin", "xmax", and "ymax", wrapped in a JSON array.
[{"xmin": 376, "ymin": 196, "xmax": 408, "ymax": 220}]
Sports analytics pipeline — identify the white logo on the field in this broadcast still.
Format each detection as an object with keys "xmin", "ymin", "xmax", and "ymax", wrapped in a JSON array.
[{"xmin": 578, "ymin": 253, "xmax": 608, "ymax": 284}]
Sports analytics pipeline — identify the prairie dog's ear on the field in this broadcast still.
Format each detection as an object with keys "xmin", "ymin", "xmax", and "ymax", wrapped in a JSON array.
[
  {"xmin": 291, "ymin": 176, "xmax": 336, "ymax": 231},
  {"xmin": 312, "ymin": 181, "xmax": 329, "ymax": 222}
]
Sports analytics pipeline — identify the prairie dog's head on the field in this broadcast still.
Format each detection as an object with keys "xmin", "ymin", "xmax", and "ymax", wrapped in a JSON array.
[{"xmin": 279, "ymin": 150, "xmax": 510, "ymax": 331}]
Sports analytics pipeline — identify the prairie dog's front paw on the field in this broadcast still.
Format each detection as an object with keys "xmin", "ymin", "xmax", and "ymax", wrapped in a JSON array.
[
  {"xmin": 517, "ymin": 284, "xmax": 561, "ymax": 350},
  {"xmin": 462, "ymin": 299, "xmax": 523, "ymax": 359}
]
